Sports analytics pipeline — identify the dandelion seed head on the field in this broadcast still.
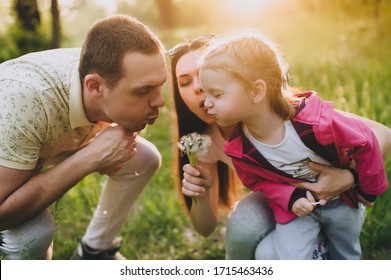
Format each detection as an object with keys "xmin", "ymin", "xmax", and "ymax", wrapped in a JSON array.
[
  {"xmin": 178, "ymin": 132, "xmax": 212, "ymax": 166},
  {"xmin": 178, "ymin": 132, "xmax": 211, "ymax": 154}
]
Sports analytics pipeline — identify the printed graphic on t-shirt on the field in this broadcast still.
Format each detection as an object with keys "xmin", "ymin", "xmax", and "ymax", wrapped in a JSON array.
[{"xmin": 279, "ymin": 157, "xmax": 319, "ymax": 182}]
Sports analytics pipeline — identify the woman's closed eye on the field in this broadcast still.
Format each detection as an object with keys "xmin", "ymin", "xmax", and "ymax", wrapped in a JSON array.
[
  {"xmin": 179, "ymin": 81, "xmax": 191, "ymax": 88},
  {"xmin": 178, "ymin": 78, "xmax": 192, "ymax": 88}
]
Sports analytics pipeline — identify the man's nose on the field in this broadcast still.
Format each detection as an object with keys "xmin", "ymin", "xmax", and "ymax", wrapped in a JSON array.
[{"xmin": 152, "ymin": 90, "xmax": 165, "ymax": 108}]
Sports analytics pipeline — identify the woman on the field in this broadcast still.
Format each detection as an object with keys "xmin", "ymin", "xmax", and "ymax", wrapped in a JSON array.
[{"xmin": 169, "ymin": 35, "xmax": 391, "ymax": 259}]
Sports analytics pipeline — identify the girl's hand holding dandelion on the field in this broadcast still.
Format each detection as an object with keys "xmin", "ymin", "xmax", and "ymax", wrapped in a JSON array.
[{"xmin": 178, "ymin": 132, "xmax": 212, "ymax": 205}]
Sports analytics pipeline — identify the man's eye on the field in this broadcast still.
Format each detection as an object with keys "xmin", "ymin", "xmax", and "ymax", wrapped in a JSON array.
[{"xmin": 134, "ymin": 88, "xmax": 150, "ymax": 95}]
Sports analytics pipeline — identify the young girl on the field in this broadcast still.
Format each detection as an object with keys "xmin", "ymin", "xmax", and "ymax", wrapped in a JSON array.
[
  {"xmin": 198, "ymin": 30, "xmax": 389, "ymax": 259},
  {"xmin": 169, "ymin": 34, "xmax": 391, "ymax": 259}
]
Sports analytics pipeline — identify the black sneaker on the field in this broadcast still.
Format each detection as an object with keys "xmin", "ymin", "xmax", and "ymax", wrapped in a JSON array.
[{"xmin": 72, "ymin": 237, "xmax": 126, "ymax": 260}]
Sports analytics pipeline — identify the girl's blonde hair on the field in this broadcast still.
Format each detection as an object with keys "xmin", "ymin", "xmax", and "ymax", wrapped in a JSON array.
[{"xmin": 198, "ymin": 29, "xmax": 296, "ymax": 120}]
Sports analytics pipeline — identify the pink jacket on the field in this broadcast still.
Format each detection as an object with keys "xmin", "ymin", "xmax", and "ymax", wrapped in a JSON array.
[{"xmin": 224, "ymin": 91, "xmax": 388, "ymax": 224}]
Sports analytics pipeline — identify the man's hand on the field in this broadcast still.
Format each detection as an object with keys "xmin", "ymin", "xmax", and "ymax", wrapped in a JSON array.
[
  {"xmin": 293, "ymin": 161, "xmax": 354, "ymax": 201},
  {"xmin": 85, "ymin": 126, "xmax": 137, "ymax": 173},
  {"xmin": 97, "ymin": 163, "xmax": 126, "ymax": 176}
]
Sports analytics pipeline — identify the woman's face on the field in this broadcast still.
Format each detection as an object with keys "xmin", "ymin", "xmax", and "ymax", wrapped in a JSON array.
[{"xmin": 175, "ymin": 51, "xmax": 216, "ymax": 124}]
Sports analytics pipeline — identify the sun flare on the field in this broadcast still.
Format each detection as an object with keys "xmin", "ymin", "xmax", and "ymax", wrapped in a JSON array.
[{"xmin": 224, "ymin": 0, "xmax": 276, "ymax": 14}]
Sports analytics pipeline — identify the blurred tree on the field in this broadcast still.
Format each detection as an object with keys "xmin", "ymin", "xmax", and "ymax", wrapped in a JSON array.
[
  {"xmin": 51, "ymin": 0, "xmax": 61, "ymax": 48},
  {"xmin": 175, "ymin": 0, "xmax": 218, "ymax": 29},
  {"xmin": 15, "ymin": 0, "xmax": 41, "ymax": 31},
  {"xmin": 60, "ymin": 0, "xmax": 107, "ymax": 46},
  {"xmin": 11, "ymin": 0, "xmax": 49, "ymax": 56},
  {"xmin": 117, "ymin": 0, "xmax": 158, "ymax": 28},
  {"xmin": 154, "ymin": 0, "xmax": 175, "ymax": 29},
  {"xmin": 361, "ymin": 0, "xmax": 381, "ymax": 17},
  {"xmin": 374, "ymin": 0, "xmax": 380, "ymax": 18}
]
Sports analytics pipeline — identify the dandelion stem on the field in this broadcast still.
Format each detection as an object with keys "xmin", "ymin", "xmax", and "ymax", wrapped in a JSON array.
[{"xmin": 178, "ymin": 133, "xmax": 212, "ymax": 207}]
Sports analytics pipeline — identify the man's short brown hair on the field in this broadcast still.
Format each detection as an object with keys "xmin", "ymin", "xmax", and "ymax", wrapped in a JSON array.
[{"xmin": 79, "ymin": 14, "xmax": 164, "ymax": 88}]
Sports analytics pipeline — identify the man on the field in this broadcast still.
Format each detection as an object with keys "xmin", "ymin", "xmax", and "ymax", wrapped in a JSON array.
[{"xmin": 0, "ymin": 14, "xmax": 167, "ymax": 260}]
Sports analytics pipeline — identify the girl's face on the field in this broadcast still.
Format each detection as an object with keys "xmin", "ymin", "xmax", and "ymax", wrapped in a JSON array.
[
  {"xmin": 176, "ymin": 51, "xmax": 216, "ymax": 124},
  {"xmin": 200, "ymin": 65, "xmax": 253, "ymax": 128}
]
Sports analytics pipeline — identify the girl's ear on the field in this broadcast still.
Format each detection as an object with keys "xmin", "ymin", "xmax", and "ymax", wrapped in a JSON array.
[
  {"xmin": 251, "ymin": 79, "xmax": 267, "ymax": 103},
  {"xmin": 84, "ymin": 73, "xmax": 104, "ymax": 98}
]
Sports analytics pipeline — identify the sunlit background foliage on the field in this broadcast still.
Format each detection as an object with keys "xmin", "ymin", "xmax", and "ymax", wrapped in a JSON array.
[{"xmin": 0, "ymin": 0, "xmax": 390, "ymax": 259}]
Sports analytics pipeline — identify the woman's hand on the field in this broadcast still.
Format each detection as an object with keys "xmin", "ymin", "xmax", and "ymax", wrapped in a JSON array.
[
  {"xmin": 357, "ymin": 193, "xmax": 375, "ymax": 207},
  {"xmin": 182, "ymin": 163, "xmax": 211, "ymax": 199},
  {"xmin": 182, "ymin": 162, "xmax": 220, "ymax": 237},
  {"xmin": 293, "ymin": 161, "xmax": 354, "ymax": 201}
]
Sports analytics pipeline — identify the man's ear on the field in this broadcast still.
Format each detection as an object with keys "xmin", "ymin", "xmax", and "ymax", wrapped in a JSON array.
[
  {"xmin": 251, "ymin": 79, "xmax": 267, "ymax": 103},
  {"xmin": 84, "ymin": 73, "xmax": 104, "ymax": 98}
]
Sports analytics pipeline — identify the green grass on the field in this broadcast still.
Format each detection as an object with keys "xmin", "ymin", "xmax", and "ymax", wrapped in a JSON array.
[
  {"xmin": 50, "ymin": 1, "xmax": 391, "ymax": 259},
  {"xmin": 51, "ymin": 108, "xmax": 229, "ymax": 260}
]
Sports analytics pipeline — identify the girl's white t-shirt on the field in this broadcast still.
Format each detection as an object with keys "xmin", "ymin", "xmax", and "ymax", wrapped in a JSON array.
[{"xmin": 244, "ymin": 120, "xmax": 331, "ymax": 182}]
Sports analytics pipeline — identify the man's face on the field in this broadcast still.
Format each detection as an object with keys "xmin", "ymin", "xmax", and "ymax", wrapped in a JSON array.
[{"xmin": 100, "ymin": 51, "xmax": 167, "ymax": 132}]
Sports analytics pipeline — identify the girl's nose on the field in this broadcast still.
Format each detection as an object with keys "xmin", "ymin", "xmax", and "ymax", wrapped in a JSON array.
[{"xmin": 204, "ymin": 96, "xmax": 213, "ymax": 108}]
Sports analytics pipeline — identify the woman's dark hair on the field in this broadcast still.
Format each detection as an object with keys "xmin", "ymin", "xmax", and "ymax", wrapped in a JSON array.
[{"xmin": 169, "ymin": 35, "xmax": 238, "ymax": 210}]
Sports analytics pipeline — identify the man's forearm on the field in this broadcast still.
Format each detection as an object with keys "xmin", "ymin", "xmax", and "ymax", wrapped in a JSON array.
[
  {"xmin": 0, "ymin": 150, "xmax": 96, "ymax": 231},
  {"xmin": 0, "ymin": 126, "xmax": 138, "ymax": 230}
]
